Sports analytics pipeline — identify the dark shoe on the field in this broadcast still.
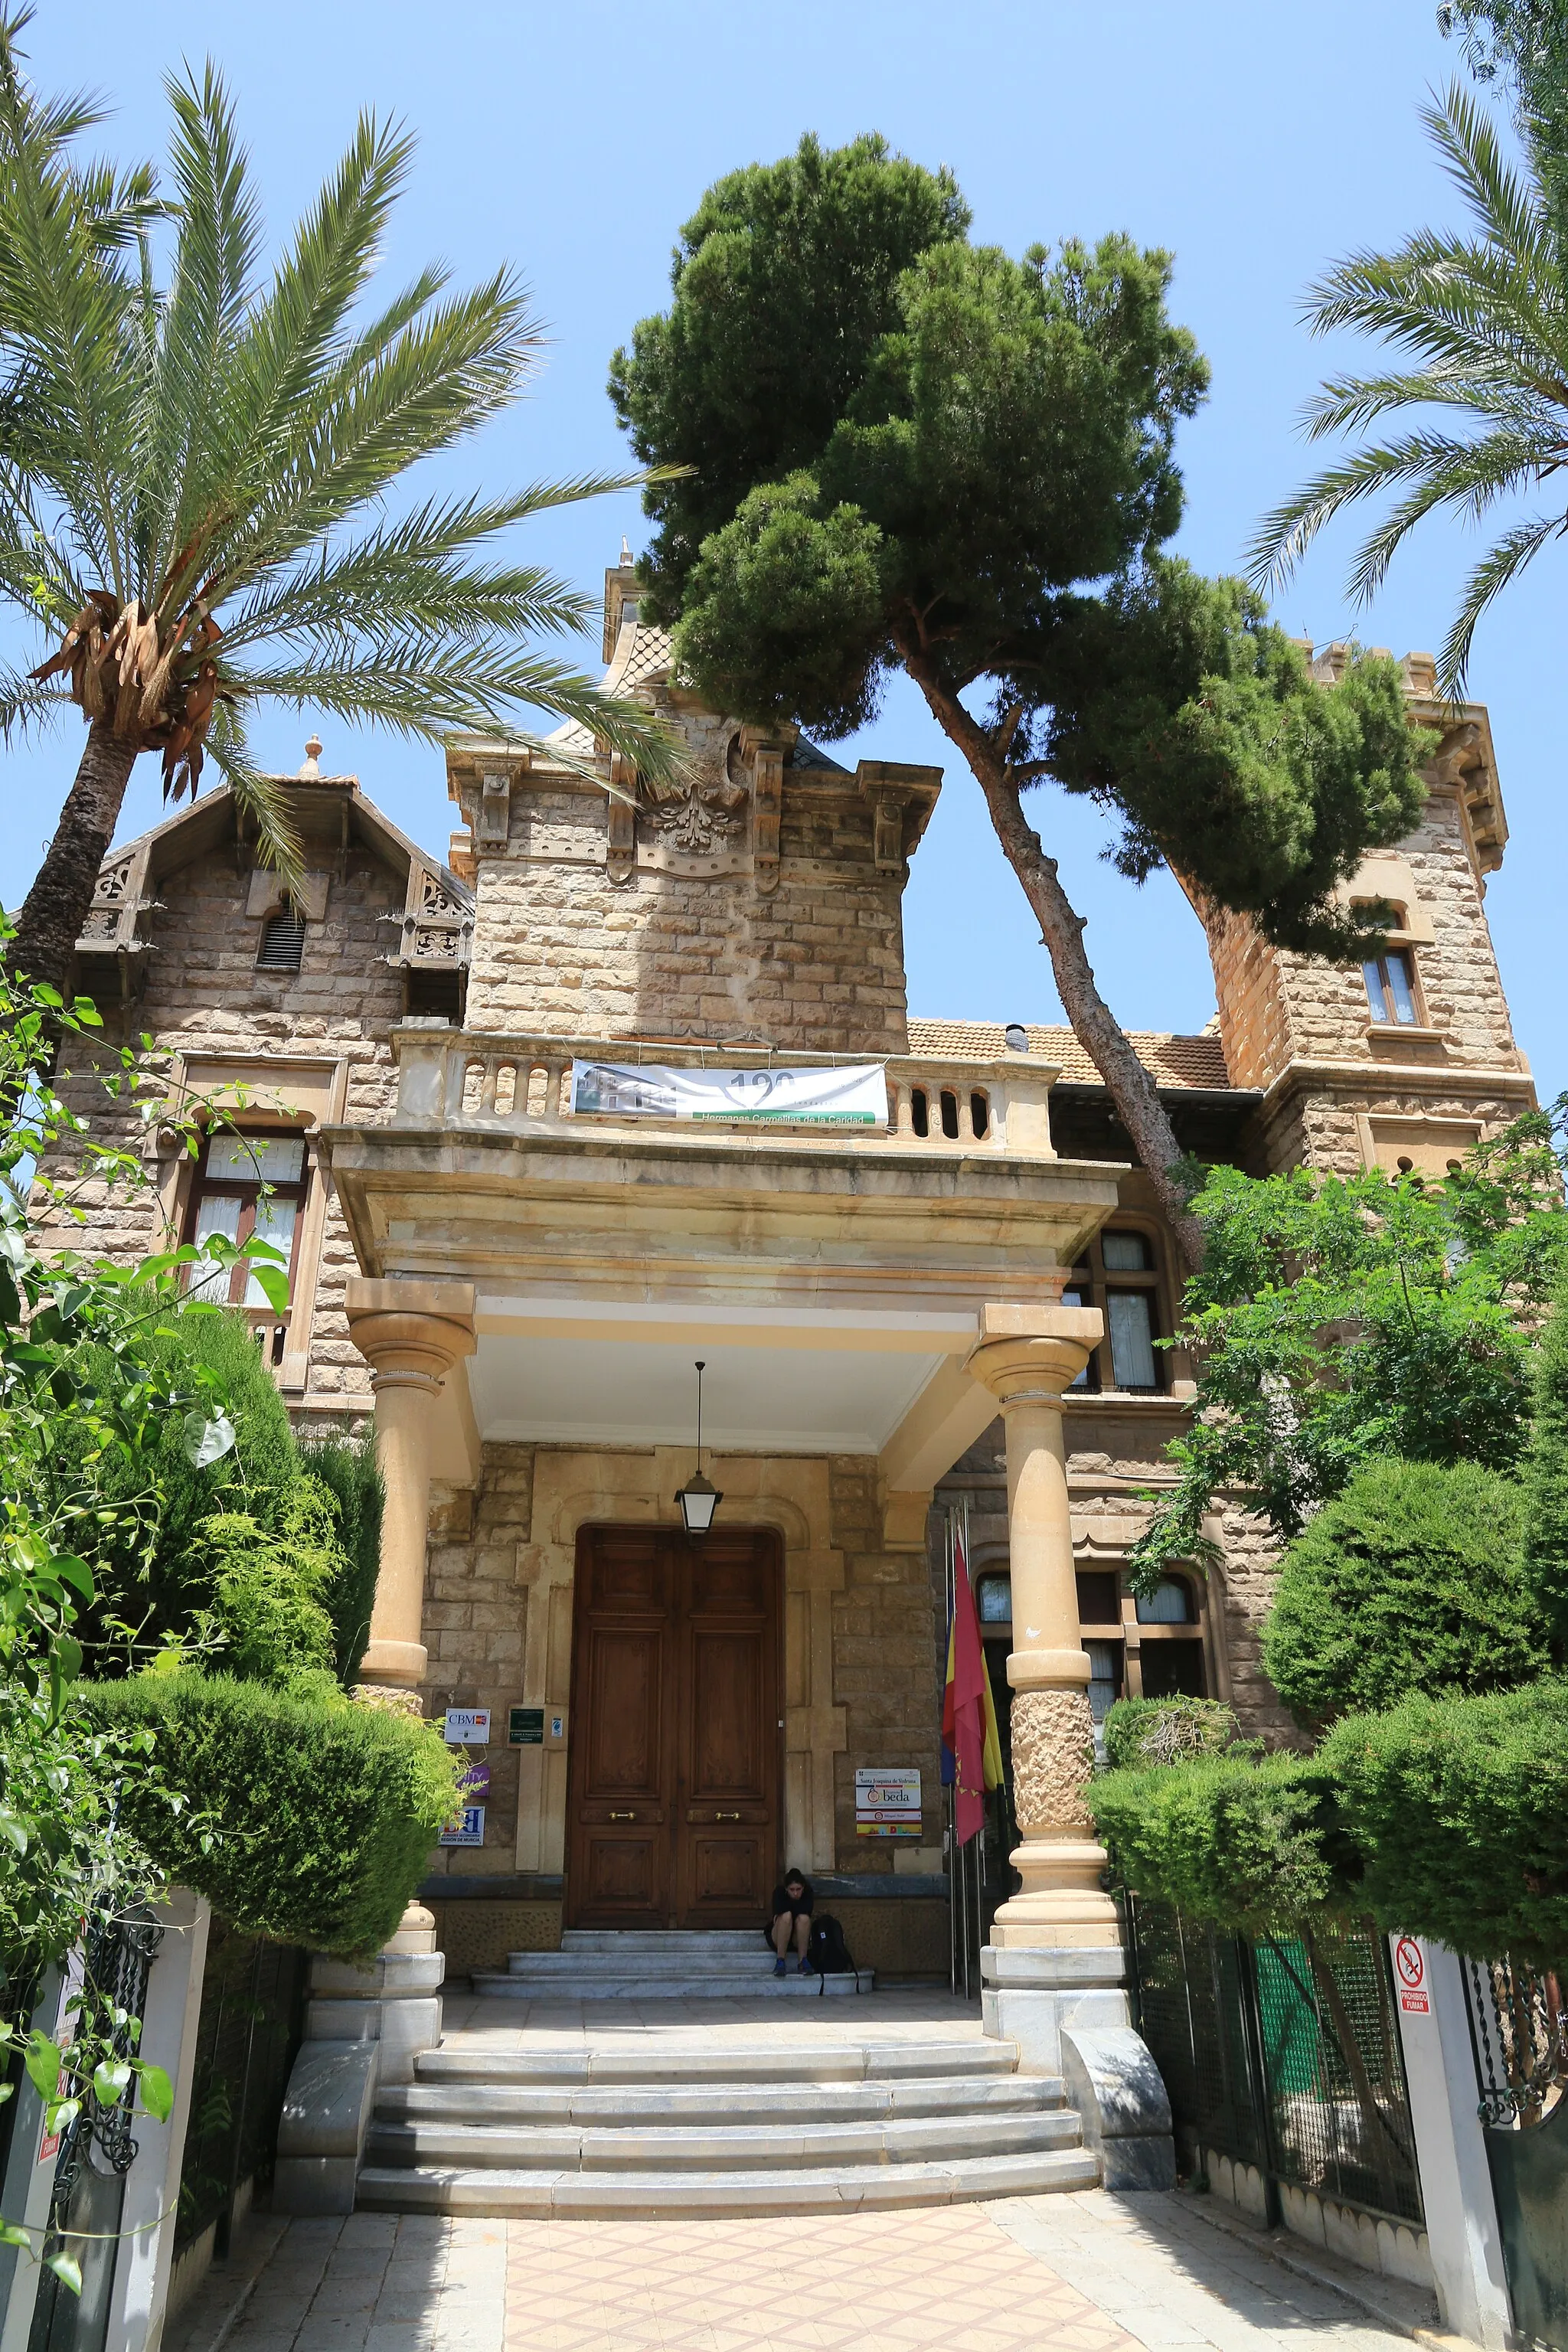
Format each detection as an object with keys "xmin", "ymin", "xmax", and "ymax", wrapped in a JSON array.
[
  {"xmin": 773, "ymin": 1956, "xmax": 786, "ymax": 1976},
  {"xmin": 799, "ymin": 1956, "xmax": 812, "ymax": 1975}
]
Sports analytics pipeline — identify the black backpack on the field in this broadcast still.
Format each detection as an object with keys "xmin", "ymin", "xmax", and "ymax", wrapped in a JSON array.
[{"xmin": 809, "ymin": 1914, "xmax": 855, "ymax": 1975}]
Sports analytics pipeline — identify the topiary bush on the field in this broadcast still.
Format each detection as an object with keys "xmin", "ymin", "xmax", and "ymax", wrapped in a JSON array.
[
  {"xmin": 1102, "ymin": 1695, "xmax": 1239, "ymax": 1771},
  {"xmin": 1523, "ymin": 1272, "xmax": 1568, "ymax": 1662},
  {"xmin": 1089, "ymin": 1749, "xmax": 1355, "ymax": 1936},
  {"xmin": 85, "ymin": 1672, "xmax": 460, "ymax": 1956},
  {"xmin": 1322, "ymin": 1677, "xmax": 1568, "ymax": 1970},
  {"xmin": 201, "ymin": 1478, "xmax": 342, "ymax": 1684},
  {"xmin": 299, "ymin": 1433, "xmax": 384, "ymax": 1684},
  {"xmin": 1263, "ymin": 1458, "xmax": 1549, "ymax": 1726}
]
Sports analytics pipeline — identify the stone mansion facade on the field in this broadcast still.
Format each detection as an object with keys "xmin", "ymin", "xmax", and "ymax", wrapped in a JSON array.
[{"xmin": 46, "ymin": 557, "xmax": 1535, "ymax": 1984}]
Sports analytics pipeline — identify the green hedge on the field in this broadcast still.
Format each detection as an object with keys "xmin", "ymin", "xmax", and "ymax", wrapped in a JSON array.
[
  {"xmin": 1089, "ymin": 1749, "xmax": 1355, "ymax": 1936},
  {"xmin": 1102, "ymin": 1695, "xmax": 1239, "ymax": 1771},
  {"xmin": 85, "ymin": 1672, "xmax": 459, "ymax": 1957},
  {"xmin": 1263, "ymin": 1459, "xmax": 1548, "ymax": 1725},
  {"xmin": 1323, "ymin": 1677, "xmax": 1568, "ymax": 1970}
]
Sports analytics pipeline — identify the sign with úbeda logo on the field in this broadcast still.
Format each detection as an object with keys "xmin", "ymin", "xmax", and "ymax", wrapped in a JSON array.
[
  {"xmin": 854, "ymin": 1766, "xmax": 922, "ymax": 1838},
  {"xmin": 439, "ymin": 1805, "xmax": 485, "ymax": 1848}
]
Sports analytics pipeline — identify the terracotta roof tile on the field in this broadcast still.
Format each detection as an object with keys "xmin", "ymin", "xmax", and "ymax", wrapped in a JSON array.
[{"xmin": 906, "ymin": 1019, "xmax": 1231, "ymax": 1090}]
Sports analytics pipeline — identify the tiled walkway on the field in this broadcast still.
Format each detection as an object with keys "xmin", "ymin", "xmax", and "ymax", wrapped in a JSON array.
[{"xmin": 167, "ymin": 2190, "xmax": 1442, "ymax": 2352}]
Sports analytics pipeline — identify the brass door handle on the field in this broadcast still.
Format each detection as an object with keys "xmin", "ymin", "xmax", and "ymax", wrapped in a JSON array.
[
  {"xmin": 609, "ymin": 1811, "xmax": 635, "ymax": 1821},
  {"xmin": 715, "ymin": 1811, "xmax": 740, "ymax": 1821}
]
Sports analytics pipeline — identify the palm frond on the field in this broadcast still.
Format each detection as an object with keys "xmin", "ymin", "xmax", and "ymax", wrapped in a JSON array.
[
  {"xmin": 0, "ymin": 661, "xmax": 67, "ymax": 737},
  {"xmin": 203, "ymin": 699, "xmax": 305, "ymax": 889},
  {"xmin": 1439, "ymin": 512, "xmax": 1563, "ymax": 691},
  {"xmin": 1259, "ymin": 78, "xmax": 1568, "ymax": 642},
  {"xmin": 227, "ymin": 647, "xmax": 681, "ymax": 780},
  {"xmin": 139, "ymin": 63, "xmax": 262, "ymax": 606},
  {"xmin": 1423, "ymin": 80, "xmax": 1552, "ymax": 270},
  {"xmin": 198, "ymin": 270, "xmax": 542, "ymax": 599}
]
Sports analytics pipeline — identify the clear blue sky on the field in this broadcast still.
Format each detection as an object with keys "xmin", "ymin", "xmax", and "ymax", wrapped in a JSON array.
[{"xmin": 5, "ymin": 1, "xmax": 1562, "ymax": 1099}]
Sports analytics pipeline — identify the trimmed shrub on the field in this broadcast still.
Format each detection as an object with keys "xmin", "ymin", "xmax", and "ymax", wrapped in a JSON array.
[
  {"xmin": 1102, "ymin": 1695, "xmax": 1239, "ymax": 1772},
  {"xmin": 1323, "ymin": 1677, "xmax": 1568, "ymax": 1969},
  {"xmin": 202, "ymin": 1478, "xmax": 341, "ymax": 1684},
  {"xmin": 1524, "ymin": 1275, "xmax": 1568, "ymax": 1659},
  {"xmin": 1089, "ymin": 1749, "xmax": 1354, "ymax": 1936},
  {"xmin": 299, "ymin": 1434, "xmax": 384, "ymax": 1684},
  {"xmin": 1263, "ymin": 1459, "xmax": 1548, "ymax": 1725},
  {"xmin": 84, "ymin": 1672, "xmax": 460, "ymax": 1956}
]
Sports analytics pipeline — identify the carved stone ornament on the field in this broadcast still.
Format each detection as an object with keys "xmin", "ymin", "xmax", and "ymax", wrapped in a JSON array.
[
  {"xmin": 1009, "ymin": 1687, "xmax": 1094, "ymax": 1833},
  {"xmin": 646, "ymin": 732, "xmax": 748, "ymax": 854}
]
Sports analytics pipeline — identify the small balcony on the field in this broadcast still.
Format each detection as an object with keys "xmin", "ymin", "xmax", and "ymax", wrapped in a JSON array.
[{"xmin": 389, "ymin": 1025, "xmax": 1060, "ymax": 1161}]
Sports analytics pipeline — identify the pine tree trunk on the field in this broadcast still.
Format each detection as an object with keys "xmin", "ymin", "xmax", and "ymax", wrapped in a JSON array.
[
  {"xmin": 907, "ymin": 662, "xmax": 1206, "ymax": 1272},
  {"xmin": 7, "ymin": 724, "xmax": 142, "ymax": 1009}
]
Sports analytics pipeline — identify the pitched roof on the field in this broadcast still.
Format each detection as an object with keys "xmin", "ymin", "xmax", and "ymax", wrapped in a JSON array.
[{"xmin": 906, "ymin": 1019, "xmax": 1231, "ymax": 1090}]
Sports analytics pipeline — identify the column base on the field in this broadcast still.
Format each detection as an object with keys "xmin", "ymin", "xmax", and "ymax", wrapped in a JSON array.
[
  {"xmin": 981, "ymin": 1942, "xmax": 1130, "ymax": 2069},
  {"xmin": 357, "ymin": 1637, "xmax": 428, "ymax": 1687},
  {"xmin": 981, "ymin": 1945, "xmax": 1176, "ymax": 2187}
]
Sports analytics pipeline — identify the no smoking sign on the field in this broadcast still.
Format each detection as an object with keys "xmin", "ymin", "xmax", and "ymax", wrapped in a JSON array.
[{"xmin": 1394, "ymin": 1936, "xmax": 1429, "ymax": 2014}]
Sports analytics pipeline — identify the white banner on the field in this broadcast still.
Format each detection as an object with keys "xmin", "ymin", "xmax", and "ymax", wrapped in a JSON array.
[{"xmin": 570, "ymin": 1060, "xmax": 887, "ymax": 1127}]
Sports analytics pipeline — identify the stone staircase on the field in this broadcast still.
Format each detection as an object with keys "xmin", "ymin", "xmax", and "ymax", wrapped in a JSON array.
[
  {"xmin": 472, "ymin": 1927, "xmax": 876, "ymax": 1999},
  {"xmin": 355, "ymin": 2027, "xmax": 1097, "ymax": 2216}
]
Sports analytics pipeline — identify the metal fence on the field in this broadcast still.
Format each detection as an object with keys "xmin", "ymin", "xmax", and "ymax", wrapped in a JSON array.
[
  {"xmin": 1465, "ymin": 1956, "xmax": 1568, "ymax": 2352},
  {"xmin": 174, "ymin": 1922, "xmax": 307, "ymax": 2258},
  {"xmin": 1126, "ymin": 1894, "xmax": 1424, "ymax": 2230}
]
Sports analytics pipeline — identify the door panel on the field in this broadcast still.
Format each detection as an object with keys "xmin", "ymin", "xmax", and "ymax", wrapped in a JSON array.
[
  {"xmin": 567, "ymin": 1527, "xmax": 780, "ymax": 1929},
  {"xmin": 567, "ymin": 1535, "xmax": 672, "ymax": 1927},
  {"xmin": 675, "ymin": 1536, "xmax": 778, "ymax": 1927}
]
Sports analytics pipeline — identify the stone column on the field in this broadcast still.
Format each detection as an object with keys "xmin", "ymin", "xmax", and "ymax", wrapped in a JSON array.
[
  {"xmin": 345, "ymin": 1278, "xmax": 475, "ymax": 1690},
  {"xmin": 965, "ymin": 1302, "xmax": 1174, "ymax": 2190},
  {"xmin": 966, "ymin": 1301, "xmax": 1119, "ymax": 1949}
]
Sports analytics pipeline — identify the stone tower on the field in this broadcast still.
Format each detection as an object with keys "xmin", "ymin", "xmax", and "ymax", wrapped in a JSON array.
[
  {"xmin": 443, "ymin": 557, "xmax": 941, "ymax": 1055},
  {"xmin": 1199, "ymin": 645, "xmax": 1534, "ymax": 1176}
]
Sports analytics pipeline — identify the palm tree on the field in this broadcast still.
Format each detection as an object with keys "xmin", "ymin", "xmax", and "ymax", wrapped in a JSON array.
[
  {"xmin": 0, "ymin": 44, "xmax": 675, "ymax": 1008},
  {"xmin": 1250, "ymin": 82, "xmax": 1568, "ymax": 693}
]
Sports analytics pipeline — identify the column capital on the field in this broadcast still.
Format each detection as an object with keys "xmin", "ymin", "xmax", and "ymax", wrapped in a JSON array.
[
  {"xmin": 345, "ymin": 1277, "xmax": 476, "ymax": 1393},
  {"xmin": 967, "ymin": 1302, "xmax": 1102, "ymax": 1405}
]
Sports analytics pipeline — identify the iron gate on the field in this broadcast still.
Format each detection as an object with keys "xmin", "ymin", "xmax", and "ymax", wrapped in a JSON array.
[{"xmin": 1465, "ymin": 1955, "xmax": 1568, "ymax": 2352}]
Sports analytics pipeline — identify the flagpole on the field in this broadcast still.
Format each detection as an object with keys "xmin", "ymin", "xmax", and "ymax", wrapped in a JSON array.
[{"xmin": 945, "ymin": 1509, "xmax": 957, "ymax": 1998}]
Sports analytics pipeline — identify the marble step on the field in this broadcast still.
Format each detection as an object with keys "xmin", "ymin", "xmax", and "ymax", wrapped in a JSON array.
[
  {"xmin": 414, "ymin": 2037, "xmax": 1021, "ymax": 2086},
  {"xmin": 366, "ymin": 2104, "xmax": 1081, "ymax": 2174},
  {"xmin": 472, "ymin": 1965, "xmax": 876, "ymax": 1998},
  {"xmin": 356, "ymin": 2145, "xmax": 1099, "ymax": 2217},
  {"xmin": 559, "ymin": 1930, "xmax": 765, "ymax": 1952},
  {"xmin": 502, "ymin": 1946, "xmax": 825, "ymax": 1975},
  {"xmin": 378, "ymin": 2073, "xmax": 1064, "ymax": 2128}
]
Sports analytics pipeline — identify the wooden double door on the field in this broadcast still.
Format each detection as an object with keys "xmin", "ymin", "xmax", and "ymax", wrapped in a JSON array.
[{"xmin": 566, "ymin": 1526, "xmax": 782, "ymax": 1929}]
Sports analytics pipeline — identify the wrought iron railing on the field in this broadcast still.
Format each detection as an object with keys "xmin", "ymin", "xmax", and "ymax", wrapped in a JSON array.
[
  {"xmin": 173, "ymin": 1922, "xmax": 306, "ymax": 2256},
  {"xmin": 1126, "ymin": 1894, "xmax": 1425, "ymax": 2229},
  {"xmin": 1465, "ymin": 1955, "xmax": 1568, "ymax": 2129}
]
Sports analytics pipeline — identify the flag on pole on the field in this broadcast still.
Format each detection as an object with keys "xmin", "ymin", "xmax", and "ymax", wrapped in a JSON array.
[{"xmin": 942, "ymin": 1526, "xmax": 1005, "ymax": 1847}]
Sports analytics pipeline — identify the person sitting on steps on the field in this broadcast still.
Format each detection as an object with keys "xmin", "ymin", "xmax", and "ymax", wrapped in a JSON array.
[{"xmin": 767, "ymin": 1869, "xmax": 814, "ymax": 1975}]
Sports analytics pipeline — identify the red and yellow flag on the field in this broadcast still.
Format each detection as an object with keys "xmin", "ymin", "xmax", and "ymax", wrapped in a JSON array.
[{"xmin": 941, "ymin": 1527, "xmax": 1004, "ymax": 1847}]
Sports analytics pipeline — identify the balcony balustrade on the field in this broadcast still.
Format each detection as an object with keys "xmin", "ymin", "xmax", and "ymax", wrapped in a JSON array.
[{"xmin": 390, "ymin": 1026, "xmax": 1060, "ymax": 1161}]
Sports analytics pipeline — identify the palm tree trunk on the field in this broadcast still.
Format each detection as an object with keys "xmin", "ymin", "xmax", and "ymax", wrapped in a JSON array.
[
  {"xmin": 906, "ymin": 659, "xmax": 1205, "ymax": 1273},
  {"xmin": 8, "ymin": 724, "xmax": 141, "ymax": 1008}
]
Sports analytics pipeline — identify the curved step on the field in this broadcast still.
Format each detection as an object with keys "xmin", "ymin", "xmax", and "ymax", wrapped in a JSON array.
[
  {"xmin": 356, "ymin": 2146, "xmax": 1099, "ymax": 2217},
  {"xmin": 414, "ymin": 2038, "xmax": 1020, "ymax": 2086},
  {"xmin": 379, "ymin": 2073, "xmax": 1064, "ymax": 2128},
  {"xmin": 366, "ymin": 2105, "xmax": 1081, "ymax": 2174}
]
